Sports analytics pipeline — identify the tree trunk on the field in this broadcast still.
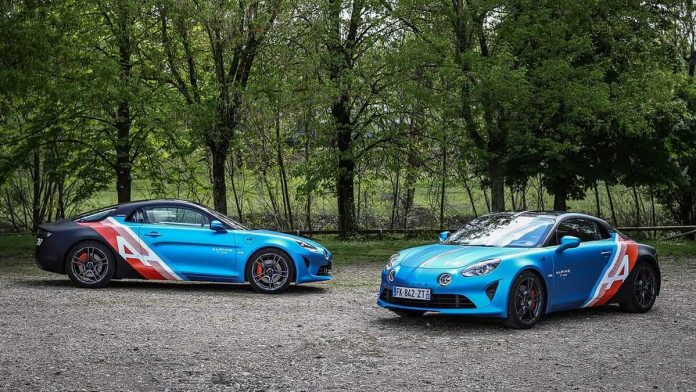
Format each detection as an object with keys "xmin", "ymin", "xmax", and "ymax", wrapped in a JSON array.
[
  {"xmin": 304, "ymin": 134, "xmax": 312, "ymax": 231},
  {"xmin": 389, "ymin": 168, "xmax": 400, "ymax": 230},
  {"xmin": 553, "ymin": 185, "xmax": 568, "ymax": 211},
  {"xmin": 336, "ymin": 158, "xmax": 356, "ymax": 236},
  {"xmin": 521, "ymin": 182, "xmax": 528, "ymax": 210},
  {"xmin": 439, "ymin": 144, "xmax": 447, "ymax": 230},
  {"xmin": 210, "ymin": 146, "xmax": 228, "ymax": 214},
  {"xmin": 356, "ymin": 173, "xmax": 361, "ymax": 224},
  {"xmin": 593, "ymin": 181, "xmax": 602, "ymax": 217},
  {"xmin": 115, "ymin": 99, "xmax": 132, "ymax": 204},
  {"xmin": 482, "ymin": 184, "xmax": 491, "ymax": 213},
  {"xmin": 463, "ymin": 177, "xmax": 478, "ymax": 217},
  {"xmin": 228, "ymin": 156, "xmax": 243, "ymax": 222},
  {"xmin": 57, "ymin": 176, "xmax": 65, "ymax": 219},
  {"xmin": 631, "ymin": 184, "xmax": 641, "ymax": 226},
  {"xmin": 649, "ymin": 186, "xmax": 656, "ymax": 226},
  {"xmin": 605, "ymin": 182, "xmax": 618, "ymax": 225},
  {"xmin": 489, "ymin": 157, "xmax": 505, "ymax": 211},
  {"xmin": 32, "ymin": 150, "xmax": 41, "ymax": 231},
  {"xmin": 275, "ymin": 112, "xmax": 293, "ymax": 230},
  {"xmin": 334, "ymin": 94, "xmax": 357, "ymax": 238},
  {"xmin": 537, "ymin": 174, "xmax": 545, "ymax": 210},
  {"xmin": 114, "ymin": 7, "xmax": 133, "ymax": 204}
]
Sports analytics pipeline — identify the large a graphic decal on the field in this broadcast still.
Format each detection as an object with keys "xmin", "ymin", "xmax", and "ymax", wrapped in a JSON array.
[
  {"xmin": 78, "ymin": 217, "xmax": 183, "ymax": 281},
  {"xmin": 583, "ymin": 236, "xmax": 638, "ymax": 307}
]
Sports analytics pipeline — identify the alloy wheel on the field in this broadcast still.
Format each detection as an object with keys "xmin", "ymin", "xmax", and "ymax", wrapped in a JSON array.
[
  {"xmin": 251, "ymin": 253, "xmax": 290, "ymax": 291},
  {"xmin": 514, "ymin": 276, "xmax": 543, "ymax": 323},
  {"xmin": 70, "ymin": 247, "xmax": 109, "ymax": 285},
  {"xmin": 634, "ymin": 266, "xmax": 656, "ymax": 308}
]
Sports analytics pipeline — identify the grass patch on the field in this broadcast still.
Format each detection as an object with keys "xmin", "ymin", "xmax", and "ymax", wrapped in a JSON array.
[
  {"xmin": 1, "ymin": 234, "xmax": 693, "ymax": 271},
  {"xmin": 0, "ymin": 234, "xmax": 36, "ymax": 255},
  {"xmin": 645, "ymin": 240, "xmax": 696, "ymax": 259},
  {"xmin": 314, "ymin": 235, "xmax": 433, "ymax": 265}
]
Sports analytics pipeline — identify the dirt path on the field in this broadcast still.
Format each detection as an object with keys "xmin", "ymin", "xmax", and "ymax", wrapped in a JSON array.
[{"xmin": 1, "ymin": 256, "xmax": 695, "ymax": 391}]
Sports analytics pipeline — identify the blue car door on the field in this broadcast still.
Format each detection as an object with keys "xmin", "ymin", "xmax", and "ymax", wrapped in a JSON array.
[
  {"xmin": 135, "ymin": 206, "xmax": 239, "ymax": 282},
  {"xmin": 550, "ymin": 218, "xmax": 615, "ymax": 310}
]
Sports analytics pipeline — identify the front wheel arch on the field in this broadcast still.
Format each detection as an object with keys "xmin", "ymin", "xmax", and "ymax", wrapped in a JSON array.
[
  {"xmin": 243, "ymin": 246, "xmax": 297, "ymax": 284},
  {"xmin": 507, "ymin": 267, "xmax": 549, "ymax": 315}
]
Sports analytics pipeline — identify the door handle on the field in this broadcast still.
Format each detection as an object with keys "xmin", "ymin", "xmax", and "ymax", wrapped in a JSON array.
[
  {"xmin": 145, "ymin": 231, "xmax": 161, "ymax": 237},
  {"xmin": 600, "ymin": 251, "xmax": 612, "ymax": 256}
]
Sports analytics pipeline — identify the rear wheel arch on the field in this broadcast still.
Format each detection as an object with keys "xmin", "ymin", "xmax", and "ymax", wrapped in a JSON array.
[
  {"xmin": 64, "ymin": 240, "xmax": 116, "ymax": 288},
  {"xmin": 639, "ymin": 256, "xmax": 661, "ymax": 295},
  {"xmin": 64, "ymin": 237, "xmax": 117, "ymax": 275}
]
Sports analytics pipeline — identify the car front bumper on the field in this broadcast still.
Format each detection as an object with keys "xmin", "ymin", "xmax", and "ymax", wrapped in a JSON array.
[
  {"xmin": 376, "ymin": 265, "xmax": 514, "ymax": 318},
  {"xmin": 294, "ymin": 250, "xmax": 333, "ymax": 284}
]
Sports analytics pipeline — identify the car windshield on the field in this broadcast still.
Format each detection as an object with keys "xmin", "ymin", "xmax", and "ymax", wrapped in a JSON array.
[
  {"xmin": 202, "ymin": 206, "xmax": 248, "ymax": 230},
  {"xmin": 444, "ymin": 214, "xmax": 555, "ymax": 248}
]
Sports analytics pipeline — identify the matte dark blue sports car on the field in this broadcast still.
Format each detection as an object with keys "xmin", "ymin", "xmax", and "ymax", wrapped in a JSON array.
[
  {"xmin": 378, "ymin": 211, "xmax": 660, "ymax": 328},
  {"xmin": 35, "ymin": 199, "xmax": 332, "ymax": 293}
]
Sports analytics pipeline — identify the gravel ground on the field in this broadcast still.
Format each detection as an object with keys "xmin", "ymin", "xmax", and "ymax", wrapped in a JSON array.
[{"xmin": 1, "ymin": 255, "xmax": 695, "ymax": 391}]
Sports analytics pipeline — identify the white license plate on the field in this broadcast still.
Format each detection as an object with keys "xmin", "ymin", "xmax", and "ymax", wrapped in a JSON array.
[{"xmin": 393, "ymin": 286, "xmax": 431, "ymax": 301}]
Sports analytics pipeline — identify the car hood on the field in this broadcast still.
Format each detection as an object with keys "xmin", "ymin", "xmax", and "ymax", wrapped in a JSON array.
[
  {"xmin": 398, "ymin": 244, "xmax": 527, "ymax": 269},
  {"xmin": 250, "ymin": 230, "xmax": 326, "ymax": 250}
]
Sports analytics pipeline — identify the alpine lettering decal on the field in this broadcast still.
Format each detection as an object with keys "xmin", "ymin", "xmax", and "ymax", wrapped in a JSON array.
[
  {"xmin": 78, "ymin": 217, "xmax": 182, "ymax": 281},
  {"xmin": 583, "ymin": 235, "xmax": 638, "ymax": 308}
]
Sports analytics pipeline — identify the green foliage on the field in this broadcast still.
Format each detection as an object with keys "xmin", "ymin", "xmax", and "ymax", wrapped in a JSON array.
[{"xmin": 1, "ymin": 0, "xmax": 696, "ymax": 232}]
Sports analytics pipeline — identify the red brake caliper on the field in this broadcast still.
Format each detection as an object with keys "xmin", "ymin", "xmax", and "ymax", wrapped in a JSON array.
[
  {"xmin": 530, "ymin": 287, "xmax": 537, "ymax": 311},
  {"xmin": 78, "ymin": 252, "xmax": 89, "ymax": 262},
  {"xmin": 255, "ymin": 263, "xmax": 263, "ymax": 278}
]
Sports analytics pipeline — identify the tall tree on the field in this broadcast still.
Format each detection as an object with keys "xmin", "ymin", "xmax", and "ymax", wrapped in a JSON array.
[{"xmin": 157, "ymin": 0, "xmax": 281, "ymax": 213}]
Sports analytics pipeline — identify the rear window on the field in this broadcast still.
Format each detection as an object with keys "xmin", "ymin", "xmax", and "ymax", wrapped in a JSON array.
[{"xmin": 73, "ymin": 207, "xmax": 116, "ymax": 222}]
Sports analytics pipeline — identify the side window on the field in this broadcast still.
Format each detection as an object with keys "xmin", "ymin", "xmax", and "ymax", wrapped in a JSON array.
[
  {"xmin": 555, "ymin": 218, "xmax": 602, "ymax": 243},
  {"xmin": 127, "ymin": 209, "xmax": 146, "ymax": 223},
  {"xmin": 143, "ymin": 207, "xmax": 209, "ymax": 227}
]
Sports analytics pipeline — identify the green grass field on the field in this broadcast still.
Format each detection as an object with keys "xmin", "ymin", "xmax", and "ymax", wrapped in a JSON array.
[
  {"xmin": 83, "ymin": 175, "xmax": 664, "ymax": 230},
  {"xmin": 2, "ymin": 234, "xmax": 694, "ymax": 267}
]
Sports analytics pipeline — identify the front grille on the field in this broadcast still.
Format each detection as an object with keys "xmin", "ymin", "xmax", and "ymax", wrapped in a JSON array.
[
  {"xmin": 380, "ymin": 289, "xmax": 475, "ymax": 309},
  {"xmin": 318, "ymin": 263, "xmax": 332, "ymax": 276}
]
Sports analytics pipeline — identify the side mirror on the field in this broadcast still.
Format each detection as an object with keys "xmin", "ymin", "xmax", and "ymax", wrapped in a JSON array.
[
  {"xmin": 210, "ymin": 220, "xmax": 226, "ymax": 232},
  {"xmin": 556, "ymin": 235, "xmax": 580, "ymax": 252},
  {"xmin": 439, "ymin": 231, "xmax": 450, "ymax": 243}
]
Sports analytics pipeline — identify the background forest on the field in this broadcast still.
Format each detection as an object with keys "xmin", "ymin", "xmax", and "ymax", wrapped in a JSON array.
[{"xmin": 2, "ymin": 0, "xmax": 696, "ymax": 237}]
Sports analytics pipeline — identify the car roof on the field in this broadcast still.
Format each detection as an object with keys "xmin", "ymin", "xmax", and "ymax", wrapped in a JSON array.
[
  {"xmin": 485, "ymin": 211, "xmax": 611, "ymax": 225},
  {"xmin": 111, "ymin": 199, "xmax": 207, "ymax": 216}
]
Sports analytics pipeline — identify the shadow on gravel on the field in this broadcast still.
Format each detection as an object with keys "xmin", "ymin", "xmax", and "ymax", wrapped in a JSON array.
[
  {"xmin": 373, "ymin": 314, "xmax": 506, "ymax": 331},
  {"xmin": 372, "ymin": 305, "xmax": 628, "ymax": 331},
  {"xmin": 18, "ymin": 278, "xmax": 328, "ymax": 296}
]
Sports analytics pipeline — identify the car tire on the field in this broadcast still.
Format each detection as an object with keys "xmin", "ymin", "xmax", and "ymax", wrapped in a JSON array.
[
  {"xmin": 504, "ymin": 271, "xmax": 545, "ymax": 329},
  {"xmin": 390, "ymin": 309, "xmax": 426, "ymax": 318},
  {"xmin": 65, "ymin": 241, "xmax": 115, "ymax": 288},
  {"xmin": 246, "ymin": 248, "xmax": 295, "ymax": 294},
  {"xmin": 619, "ymin": 259, "xmax": 658, "ymax": 313}
]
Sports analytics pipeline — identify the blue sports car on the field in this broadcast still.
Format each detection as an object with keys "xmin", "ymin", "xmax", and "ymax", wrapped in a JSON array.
[
  {"xmin": 378, "ymin": 212, "xmax": 660, "ymax": 328},
  {"xmin": 35, "ymin": 199, "xmax": 332, "ymax": 293}
]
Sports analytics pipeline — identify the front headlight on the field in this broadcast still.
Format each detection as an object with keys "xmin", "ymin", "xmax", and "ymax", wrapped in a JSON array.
[
  {"xmin": 461, "ymin": 258, "xmax": 501, "ymax": 277},
  {"xmin": 296, "ymin": 240, "xmax": 320, "ymax": 252},
  {"xmin": 385, "ymin": 252, "xmax": 400, "ymax": 270}
]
